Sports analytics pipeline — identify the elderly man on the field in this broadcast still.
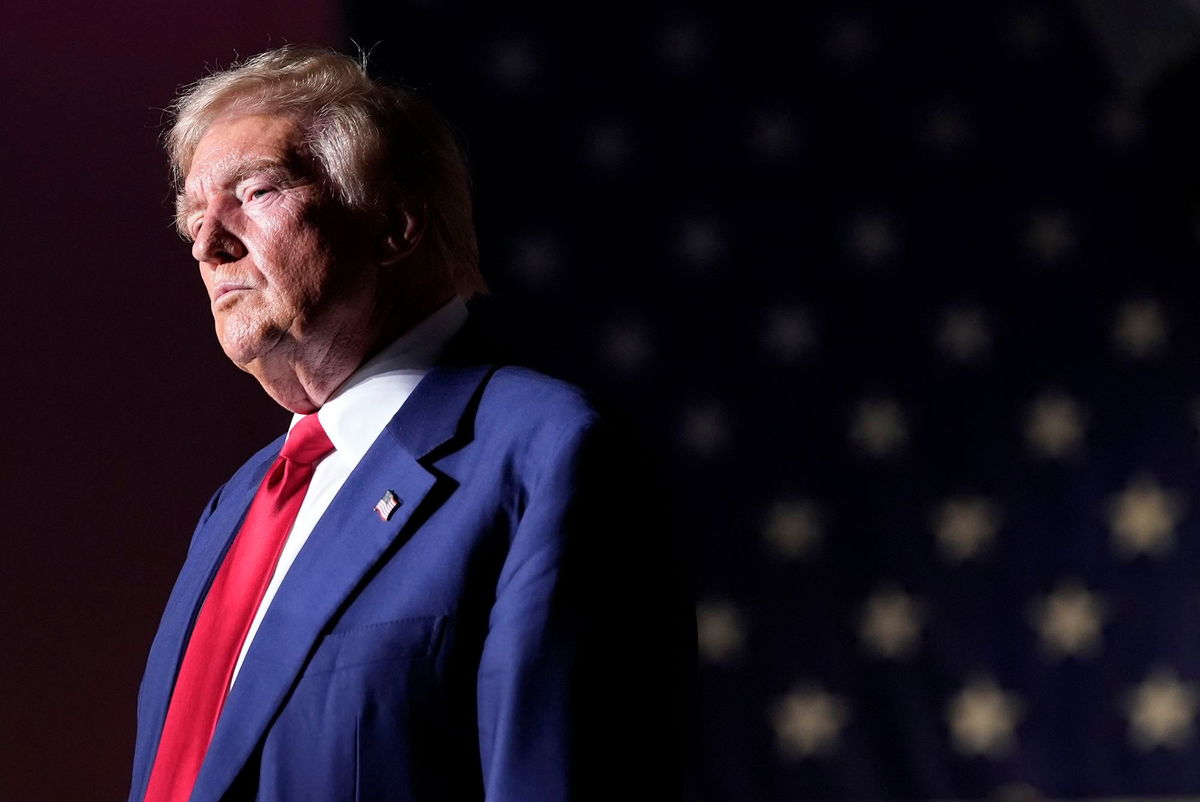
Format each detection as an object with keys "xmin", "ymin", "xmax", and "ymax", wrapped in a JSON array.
[{"xmin": 129, "ymin": 46, "xmax": 691, "ymax": 802}]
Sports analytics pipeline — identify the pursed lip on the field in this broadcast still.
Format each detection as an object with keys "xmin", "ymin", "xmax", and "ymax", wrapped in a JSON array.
[{"xmin": 212, "ymin": 281, "xmax": 253, "ymax": 303}]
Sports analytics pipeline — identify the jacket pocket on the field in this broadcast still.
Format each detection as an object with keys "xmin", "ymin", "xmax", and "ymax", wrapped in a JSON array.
[{"xmin": 300, "ymin": 615, "xmax": 445, "ymax": 677}]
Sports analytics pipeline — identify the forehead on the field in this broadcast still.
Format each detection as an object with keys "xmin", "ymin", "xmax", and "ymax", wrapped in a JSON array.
[{"xmin": 184, "ymin": 113, "xmax": 305, "ymax": 194}]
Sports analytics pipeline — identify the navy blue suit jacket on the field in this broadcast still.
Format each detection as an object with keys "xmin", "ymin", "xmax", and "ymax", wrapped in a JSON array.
[{"xmin": 129, "ymin": 349, "xmax": 693, "ymax": 801}]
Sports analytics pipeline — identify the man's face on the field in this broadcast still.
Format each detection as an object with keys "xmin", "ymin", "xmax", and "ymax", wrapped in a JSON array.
[{"xmin": 182, "ymin": 113, "xmax": 375, "ymax": 374}]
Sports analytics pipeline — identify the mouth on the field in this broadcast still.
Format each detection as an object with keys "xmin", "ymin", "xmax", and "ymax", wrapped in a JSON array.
[{"xmin": 213, "ymin": 282, "xmax": 252, "ymax": 304}]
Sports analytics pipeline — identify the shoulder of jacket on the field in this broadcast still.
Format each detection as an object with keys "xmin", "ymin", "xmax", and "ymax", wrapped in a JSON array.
[
  {"xmin": 481, "ymin": 366, "xmax": 600, "ymax": 424},
  {"xmin": 469, "ymin": 366, "xmax": 607, "ymax": 460}
]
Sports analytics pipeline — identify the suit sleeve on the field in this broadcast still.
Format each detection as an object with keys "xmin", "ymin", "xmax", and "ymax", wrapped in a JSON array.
[{"xmin": 475, "ymin": 415, "xmax": 695, "ymax": 801}]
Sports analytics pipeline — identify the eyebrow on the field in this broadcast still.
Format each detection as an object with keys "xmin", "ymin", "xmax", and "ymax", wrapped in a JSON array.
[{"xmin": 174, "ymin": 157, "xmax": 303, "ymax": 237}]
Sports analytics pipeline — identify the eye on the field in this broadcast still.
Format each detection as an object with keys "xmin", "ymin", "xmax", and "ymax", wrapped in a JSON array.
[{"xmin": 247, "ymin": 187, "xmax": 273, "ymax": 202}]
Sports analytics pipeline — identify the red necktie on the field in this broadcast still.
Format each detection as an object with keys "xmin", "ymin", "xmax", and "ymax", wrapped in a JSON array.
[{"xmin": 143, "ymin": 414, "xmax": 335, "ymax": 802}]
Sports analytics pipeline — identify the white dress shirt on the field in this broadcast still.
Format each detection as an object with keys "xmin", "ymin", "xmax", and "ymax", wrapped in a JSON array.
[{"xmin": 230, "ymin": 297, "xmax": 469, "ymax": 685}]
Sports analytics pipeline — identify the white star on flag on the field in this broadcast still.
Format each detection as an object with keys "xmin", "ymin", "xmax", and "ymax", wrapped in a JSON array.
[
  {"xmin": 859, "ymin": 585, "xmax": 923, "ymax": 658},
  {"xmin": 932, "ymin": 496, "xmax": 1001, "ymax": 563},
  {"xmin": 1029, "ymin": 580, "xmax": 1106, "ymax": 660},
  {"xmin": 850, "ymin": 397, "xmax": 907, "ymax": 458},
  {"xmin": 770, "ymin": 683, "xmax": 849, "ymax": 759},
  {"xmin": 748, "ymin": 109, "xmax": 800, "ymax": 164},
  {"xmin": 936, "ymin": 305, "xmax": 991, "ymax": 364},
  {"xmin": 763, "ymin": 499, "xmax": 823, "ymax": 560},
  {"xmin": 921, "ymin": 103, "xmax": 971, "ymax": 154},
  {"xmin": 1025, "ymin": 392, "xmax": 1085, "ymax": 459},
  {"xmin": 696, "ymin": 601, "xmax": 745, "ymax": 664},
  {"xmin": 1112, "ymin": 298, "xmax": 1167, "ymax": 359},
  {"xmin": 846, "ymin": 211, "xmax": 898, "ymax": 265},
  {"xmin": 1107, "ymin": 474, "xmax": 1184, "ymax": 558},
  {"xmin": 1124, "ymin": 668, "xmax": 1199, "ymax": 750},
  {"xmin": 1025, "ymin": 210, "xmax": 1075, "ymax": 264},
  {"xmin": 763, "ymin": 306, "xmax": 815, "ymax": 363},
  {"xmin": 946, "ymin": 676, "xmax": 1024, "ymax": 757}
]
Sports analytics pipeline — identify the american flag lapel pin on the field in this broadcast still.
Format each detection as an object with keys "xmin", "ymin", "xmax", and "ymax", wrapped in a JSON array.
[{"xmin": 374, "ymin": 490, "xmax": 402, "ymax": 521}]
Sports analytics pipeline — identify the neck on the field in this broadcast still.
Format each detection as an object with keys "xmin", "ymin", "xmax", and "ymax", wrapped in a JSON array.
[
  {"xmin": 246, "ymin": 287, "xmax": 458, "ymax": 414},
  {"xmin": 245, "ymin": 341, "xmax": 361, "ymax": 414}
]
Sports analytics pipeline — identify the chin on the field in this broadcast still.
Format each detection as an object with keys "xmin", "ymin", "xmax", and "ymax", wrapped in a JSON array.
[
  {"xmin": 216, "ymin": 318, "xmax": 284, "ymax": 369},
  {"xmin": 223, "ymin": 345, "xmax": 288, "ymax": 384},
  {"xmin": 216, "ymin": 335, "xmax": 264, "ymax": 369}
]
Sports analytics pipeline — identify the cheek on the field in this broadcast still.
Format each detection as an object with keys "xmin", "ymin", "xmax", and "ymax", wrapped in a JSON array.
[
  {"xmin": 284, "ymin": 231, "xmax": 329, "ymax": 287},
  {"xmin": 244, "ymin": 218, "xmax": 299, "ymax": 291},
  {"xmin": 248, "ymin": 199, "xmax": 351, "ymax": 312}
]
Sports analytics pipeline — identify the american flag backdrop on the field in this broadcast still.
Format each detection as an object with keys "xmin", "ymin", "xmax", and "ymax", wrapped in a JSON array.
[{"xmin": 347, "ymin": 0, "xmax": 1200, "ymax": 799}]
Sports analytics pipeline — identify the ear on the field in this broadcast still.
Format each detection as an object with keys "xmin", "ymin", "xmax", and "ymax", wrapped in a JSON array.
[{"xmin": 377, "ymin": 199, "xmax": 427, "ymax": 266}]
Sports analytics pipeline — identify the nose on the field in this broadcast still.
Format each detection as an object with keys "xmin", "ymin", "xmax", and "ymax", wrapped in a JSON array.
[{"xmin": 192, "ymin": 203, "xmax": 247, "ymax": 265}]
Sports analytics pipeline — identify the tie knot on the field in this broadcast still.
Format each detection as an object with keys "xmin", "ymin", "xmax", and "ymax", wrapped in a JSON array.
[{"xmin": 281, "ymin": 414, "xmax": 335, "ymax": 465}]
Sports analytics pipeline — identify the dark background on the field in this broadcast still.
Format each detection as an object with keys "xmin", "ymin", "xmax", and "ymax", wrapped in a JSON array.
[{"xmin": 8, "ymin": 1, "xmax": 1200, "ymax": 799}]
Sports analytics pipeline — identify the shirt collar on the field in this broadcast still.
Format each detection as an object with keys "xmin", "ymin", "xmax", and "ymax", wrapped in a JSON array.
[{"xmin": 289, "ymin": 297, "xmax": 469, "ymax": 466}]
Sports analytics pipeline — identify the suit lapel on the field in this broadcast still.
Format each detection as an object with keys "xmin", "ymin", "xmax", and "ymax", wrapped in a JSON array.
[
  {"xmin": 190, "ymin": 362, "xmax": 495, "ymax": 802},
  {"xmin": 130, "ymin": 441, "xmax": 280, "ymax": 802}
]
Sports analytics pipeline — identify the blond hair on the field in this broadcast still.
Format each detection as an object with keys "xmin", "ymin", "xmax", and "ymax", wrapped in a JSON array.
[{"xmin": 167, "ymin": 45, "xmax": 486, "ymax": 297}]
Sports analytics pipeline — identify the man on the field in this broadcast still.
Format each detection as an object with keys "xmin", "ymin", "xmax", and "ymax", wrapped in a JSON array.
[{"xmin": 129, "ymin": 46, "xmax": 692, "ymax": 801}]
